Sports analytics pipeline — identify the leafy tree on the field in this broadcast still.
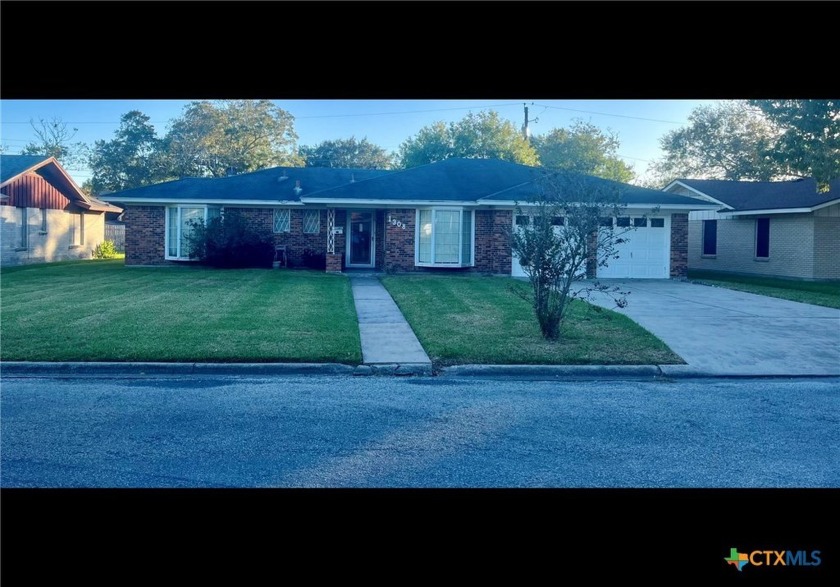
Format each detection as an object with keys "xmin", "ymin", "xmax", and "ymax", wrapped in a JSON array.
[
  {"xmin": 89, "ymin": 111, "xmax": 169, "ymax": 195},
  {"xmin": 532, "ymin": 120, "xmax": 635, "ymax": 182},
  {"xmin": 510, "ymin": 171, "xmax": 639, "ymax": 340},
  {"xmin": 647, "ymin": 101, "xmax": 784, "ymax": 186},
  {"xmin": 20, "ymin": 117, "xmax": 88, "ymax": 168},
  {"xmin": 165, "ymin": 100, "xmax": 303, "ymax": 178},
  {"xmin": 750, "ymin": 99, "xmax": 840, "ymax": 192},
  {"xmin": 300, "ymin": 136, "xmax": 393, "ymax": 168},
  {"xmin": 398, "ymin": 110, "xmax": 539, "ymax": 168}
]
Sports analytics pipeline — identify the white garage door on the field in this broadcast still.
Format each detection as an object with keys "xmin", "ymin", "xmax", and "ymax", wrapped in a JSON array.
[{"xmin": 597, "ymin": 216, "xmax": 669, "ymax": 279}]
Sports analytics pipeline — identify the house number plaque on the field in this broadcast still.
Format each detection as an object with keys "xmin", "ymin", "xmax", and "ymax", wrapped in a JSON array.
[{"xmin": 388, "ymin": 215, "xmax": 406, "ymax": 230}]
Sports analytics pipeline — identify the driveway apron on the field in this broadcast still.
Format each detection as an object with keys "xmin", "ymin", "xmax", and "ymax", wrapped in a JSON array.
[{"xmin": 582, "ymin": 280, "xmax": 840, "ymax": 376}]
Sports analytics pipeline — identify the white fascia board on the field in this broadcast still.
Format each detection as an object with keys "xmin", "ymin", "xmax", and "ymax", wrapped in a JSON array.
[
  {"xmin": 481, "ymin": 200, "xmax": 719, "ymax": 210},
  {"xmin": 662, "ymin": 181, "xmax": 733, "ymax": 208},
  {"xmin": 101, "ymin": 198, "xmax": 304, "ymax": 206},
  {"xmin": 810, "ymin": 198, "xmax": 840, "ymax": 212},
  {"xmin": 300, "ymin": 198, "xmax": 479, "ymax": 207},
  {"xmin": 727, "ymin": 207, "xmax": 814, "ymax": 216}
]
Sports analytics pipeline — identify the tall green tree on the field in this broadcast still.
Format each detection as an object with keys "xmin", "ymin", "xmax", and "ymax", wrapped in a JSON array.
[
  {"xmin": 398, "ymin": 110, "xmax": 539, "ymax": 168},
  {"xmin": 300, "ymin": 136, "xmax": 394, "ymax": 168},
  {"xmin": 532, "ymin": 120, "xmax": 635, "ymax": 182},
  {"xmin": 89, "ymin": 111, "xmax": 169, "ymax": 195},
  {"xmin": 750, "ymin": 99, "xmax": 840, "ymax": 192},
  {"xmin": 647, "ymin": 101, "xmax": 784, "ymax": 186},
  {"xmin": 20, "ymin": 117, "xmax": 88, "ymax": 169},
  {"xmin": 165, "ymin": 100, "xmax": 302, "ymax": 178}
]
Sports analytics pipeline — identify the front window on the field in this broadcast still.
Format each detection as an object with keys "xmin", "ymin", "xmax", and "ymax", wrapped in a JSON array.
[
  {"xmin": 702, "ymin": 219, "xmax": 717, "ymax": 255},
  {"xmin": 18, "ymin": 207, "xmax": 27, "ymax": 249},
  {"xmin": 415, "ymin": 208, "xmax": 474, "ymax": 267},
  {"xmin": 69, "ymin": 212, "xmax": 82, "ymax": 246},
  {"xmin": 273, "ymin": 208, "xmax": 290, "ymax": 233},
  {"xmin": 165, "ymin": 206, "xmax": 221, "ymax": 260},
  {"xmin": 40, "ymin": 208, "xmax": 48, "ymax": 233},
  {"xmin": 755, "ymin": 218, "xmax": 770, "ymax": 258},
  {"xmin": 303, "ymin": 210, "xmax": 320, "ymax": 234}
]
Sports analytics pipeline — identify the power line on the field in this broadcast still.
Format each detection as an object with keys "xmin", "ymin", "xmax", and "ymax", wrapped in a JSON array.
[
  {"xmin": 533, "ymin": 103, "xmax": 685, "ymax": 125},
  {"xmin": 0, "ymin": 103, "xmax": 527, "ymax": 126}
]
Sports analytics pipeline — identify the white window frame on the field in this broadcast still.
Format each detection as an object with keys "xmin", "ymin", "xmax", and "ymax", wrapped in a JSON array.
[
  {"xmin": 414, "ymin": 207, "xmax": 475, "ymax": 268},
  {"xmin": 165, "ymin": 205, "xmax": 221, "ymax": 261},
  {"xmin": 40, "ymin": 208, "xmax": 48, "ymax": 233},
  {"xmin": 273, "ymin": 208, "xmax": 291, "ymax": 233},
  {"xmin": 18, "ymin": 207, "xmax": 28, "ymax": 249},
  {"xmin": 303, "ymin": 209, "xmax": 321, "ymax": 234}
]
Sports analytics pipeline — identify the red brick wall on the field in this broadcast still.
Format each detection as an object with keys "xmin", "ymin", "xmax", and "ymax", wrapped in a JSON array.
[
  {"xmin": 266, "ymin": 208, "xmax": 328, "ymax": 267},
  {"xmin": 375, "ymin": 210, "xmax": 386, "ymax": 270},
  {"xmin": 125, "ymin": 206, "xmax": 167, "ymax": 265},
  {"xmin": 384, "ymin": 208, "xmax": 417, "ymax": 272},
  {"xmin": 670, "ymin": 213, "xmax": 688, "ymax": 278},
  {"xmin": 474, "ymin": 210, "xmax": 512, "ymax": 274}
]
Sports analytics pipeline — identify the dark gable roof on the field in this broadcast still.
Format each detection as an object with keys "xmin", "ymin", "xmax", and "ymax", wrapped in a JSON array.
[
  {"xmin": 104, "ymin": 157, "xmax": 713, "ymax": 208},
  {"xmin": 676, "ymin": 178, "xmax": 840, "ymax": 211},
  {"xmin": 105, "ymin": 167, "xmax": 392, "ymax": 203},
  {"xmin": 311, "ymin": 158, "xmax": 707, "ymax": 206},
  {"xmin": 480, "ymin": 167, "xmax": 706, "ymax": 206},
  {"xmin": 309, "ymin": 158, "xmax": 536, "ymax": 201},
  {"xmin": 0, "ymin": 154, "xmax": 51, "ymax": 183}
]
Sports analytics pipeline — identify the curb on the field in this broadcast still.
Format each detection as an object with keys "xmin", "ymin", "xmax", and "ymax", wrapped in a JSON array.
[
  {"xmin": 438, "ymin": 364, "xmax": 663, "ymax": 379},
  {"xmin": 1, "ymin": 362, "xmax": 835, "ymax": 380},
  {"xmin": 0, "ymin": 361, "xmax": 357, "ymax": 377}
]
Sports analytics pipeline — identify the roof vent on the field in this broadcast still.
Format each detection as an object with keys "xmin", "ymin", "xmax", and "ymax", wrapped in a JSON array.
[
  {"xmin": 278, "ymin": 169, "xmax": 289, "ymax": 181},
  {"xmin": 350, "ymin": 173, "xmax": 355, "ymax": 183},
  {"xmin": 293, "ymin": 180, "xmax": 302, "ymax": 195}
]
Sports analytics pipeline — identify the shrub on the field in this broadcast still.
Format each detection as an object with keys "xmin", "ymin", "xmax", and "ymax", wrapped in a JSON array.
[
  {"xmin": 301, "ymin": 248, "xmax": 326, "ymax": 270},
  {"xmin": 93, "ymin": 240, "xmax": 118, "ymax": 259},
  {"xmin": 186, "ymin": 213, "xmax": 275, "ymax": 268}
]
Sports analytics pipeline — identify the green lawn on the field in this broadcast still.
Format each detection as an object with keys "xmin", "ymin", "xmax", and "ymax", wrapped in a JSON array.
[
  {"xmin": 1, "ymin": 260, "xmax": 361, "ymax": 363},
  {"xmin": 380, "ymin": 274, "xmax": 683, "ymax": 366},
  {"xmin": 687, "ymin": 270, "xmax": 840, "ymax": 309}
]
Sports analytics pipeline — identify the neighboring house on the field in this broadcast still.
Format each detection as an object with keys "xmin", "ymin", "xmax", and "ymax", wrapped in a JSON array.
[
  {"xmin": 0, "ymin": 155, "xmax": 123, "ymax": 266},
  {"xmin": 663, "ymin": 178, "xmax": 840, "ymax": 280},
  {"xmin": 101, "ymin": 158, "xmax": 716, "ymax": 278}
]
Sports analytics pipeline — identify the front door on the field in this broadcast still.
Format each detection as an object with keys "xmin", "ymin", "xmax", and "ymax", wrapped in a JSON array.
[{"xmin": 347, "ymin": 211, "xmax": 375, "ymax": 268}]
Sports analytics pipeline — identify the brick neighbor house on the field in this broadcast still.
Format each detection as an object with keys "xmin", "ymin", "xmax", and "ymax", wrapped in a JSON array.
[
  {"xmin": 664, "ymin": 178, "xmax": 840, "ymax": 280},
  {"xmin": 1, "ymin": 155, "xmax": 123, "ymax": 266},
  {"xmin": 101, "ymin": 158, "xmax": 717, "ymax": 278}
]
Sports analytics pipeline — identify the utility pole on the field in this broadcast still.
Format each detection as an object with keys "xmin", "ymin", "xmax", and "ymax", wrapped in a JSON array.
[
  {"xmin": 523, "ymin": 102, "xmax": 537, "ymax": 141},
  {"xmin": 523, "ymin": 103, "xmax": 530, "ymax": 140}
]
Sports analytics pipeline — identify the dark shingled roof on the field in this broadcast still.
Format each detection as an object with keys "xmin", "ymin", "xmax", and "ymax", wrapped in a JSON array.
[
  {"xmin": 0, "ymin": 154, "xmax": 51, "ymax": 183},
  {"xmin": 676, "ymin": 178, "xmax": 840, "ymax": 211},
  {"xmin": 102, "ymin": 158, "xmax": 715, "ymax": 208},
  {"xmin": 311, "ymin": 158, "xmax": 709, "ymax": 206},
  {"xmin": 104, "ymin": 167, "xmax": 392, "ymax": 203},
  {"xmin": 309, "ymin": 158, "xmax": 535, "ymax": 201}
]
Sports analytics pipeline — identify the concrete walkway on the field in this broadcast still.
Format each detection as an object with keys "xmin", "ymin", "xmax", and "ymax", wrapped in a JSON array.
[
  {"xmin": 581, "ymin": 280, "xmax": 840, "ymax": 377},
  {"xmin": 350, "ymin": 277, "xmax": 431, "ymax": 367}
]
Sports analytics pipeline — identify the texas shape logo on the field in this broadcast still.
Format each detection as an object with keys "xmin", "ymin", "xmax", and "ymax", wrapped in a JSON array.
[{"xmin": 725, "ymin": 548, "xmax": 749, "ymax": 571}]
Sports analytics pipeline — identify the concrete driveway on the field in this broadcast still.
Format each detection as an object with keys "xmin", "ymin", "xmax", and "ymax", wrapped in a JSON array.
[{"xmin": 582, "ymin": 280, "xmax": 840, "ymax": 376}]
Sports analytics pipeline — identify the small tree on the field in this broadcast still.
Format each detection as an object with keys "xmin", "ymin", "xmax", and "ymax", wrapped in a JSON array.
[{"xmin": 510, "ymin": 170, "xmax": 648, "ymax": 340}]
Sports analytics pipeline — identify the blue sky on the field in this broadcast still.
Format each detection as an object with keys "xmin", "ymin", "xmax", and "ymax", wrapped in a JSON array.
[{"xmin": 0, "ymin": 99, "xmax": 717, "ymax": 184}]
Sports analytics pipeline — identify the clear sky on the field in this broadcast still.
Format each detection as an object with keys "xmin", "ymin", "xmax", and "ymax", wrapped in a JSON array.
[{"xmin": 0, "ymin": 99, "xmax": 717, "ymax": 184}]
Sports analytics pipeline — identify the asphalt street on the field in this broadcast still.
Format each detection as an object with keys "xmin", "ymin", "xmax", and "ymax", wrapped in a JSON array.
[{"xmin": 1, "ymin": 374, "xmax": 838, "ymax": 488}]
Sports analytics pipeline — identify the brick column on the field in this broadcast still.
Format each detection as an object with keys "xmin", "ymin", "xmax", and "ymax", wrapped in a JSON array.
[
  {"xmin": 326, "ymin": 254, "xmax": 343, "ymax": 273},
  {"xmin": 125, "ymin": 205, "xmax": 167, "ymax": 265},
  {"xmin": 384, "ymin": 209, "xmax": 416, "ymax": 272},
  {"xmin": 670, "ymin": 213, "xmax": 688, "ymax": 278}
]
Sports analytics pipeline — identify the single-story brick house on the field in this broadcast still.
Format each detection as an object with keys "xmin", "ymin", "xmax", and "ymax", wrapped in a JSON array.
[
  {"xmin": 1, "ymin": 154, "xmax": 123, "ymax": 266},
  {"xmin": 663, "ymin": 178, "xmax": 840, "ymax": 280},
  {"xmin": 102, "ymin": 158, "xmax": 717, "ymax": 278}
]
